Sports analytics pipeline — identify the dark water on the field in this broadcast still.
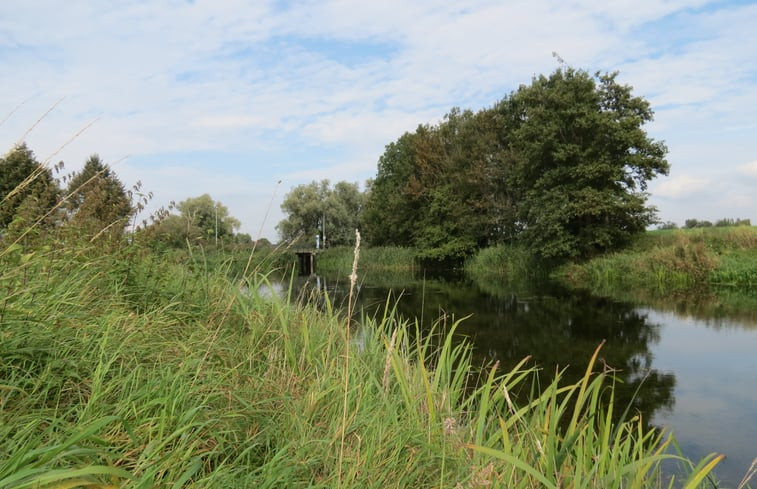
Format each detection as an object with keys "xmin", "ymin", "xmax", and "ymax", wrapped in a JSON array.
[{"xmin": 288, "ymin": 271, "xmax": 757, "ymax": 486}]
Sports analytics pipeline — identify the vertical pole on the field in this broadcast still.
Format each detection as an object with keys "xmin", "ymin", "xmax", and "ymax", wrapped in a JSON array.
[{"xmin": 214, "ymin": 204, "xmax": 218, "ymax": 246}]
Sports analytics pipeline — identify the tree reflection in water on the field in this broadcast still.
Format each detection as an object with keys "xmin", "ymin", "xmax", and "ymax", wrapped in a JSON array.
[{"xmin": 296, "ymin": 271, "xmax": 676, "ymax": 431}]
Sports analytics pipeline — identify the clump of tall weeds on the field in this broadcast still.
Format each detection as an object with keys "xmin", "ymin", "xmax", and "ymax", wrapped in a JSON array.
[
  {"xmin": 646, "ymin": 234, "xmax": 719, "ymax": 287},
  {"xmin": 555, "ymin": 228, "xmax": 757, "ymax": 294}
]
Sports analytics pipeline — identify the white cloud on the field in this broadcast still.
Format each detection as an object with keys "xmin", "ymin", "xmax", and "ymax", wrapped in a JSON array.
[
  {"xmin": 721, "ymin": 193, "xmax": 753, "ymax": 209},
  {"xmin": 194, "ymin": 115, "xmax": 269, "ymax": 129},
  {"xmin": 738, "ymin": 161, "xmax": 757, "ymax": 177},
  {"xmin": 653, "ymin": 174, "xmax": 712, "ymax": 198},
  {"xmin": 2, "ymin": 0, "xmax": 756, "ymax": 239}
]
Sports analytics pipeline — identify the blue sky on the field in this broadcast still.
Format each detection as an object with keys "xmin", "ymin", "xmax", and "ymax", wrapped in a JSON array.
[{"xmin": 1, "ymin": 0, "xmax": 756, "ymax": 240}]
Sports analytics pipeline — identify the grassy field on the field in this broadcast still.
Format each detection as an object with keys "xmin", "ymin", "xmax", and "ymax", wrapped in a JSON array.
[
  {"xmin": 0, "ymin": 234, "xmax": 730, "ymax": 488},
  {"xmin": 556, "ymin": 226, "xmax": 757, "ymax": 294}
]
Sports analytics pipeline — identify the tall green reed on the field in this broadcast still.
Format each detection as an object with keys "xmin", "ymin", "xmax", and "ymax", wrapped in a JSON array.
[{"xmin": 1, "ymin": 232, "xmax": 733, "ymax": 487}]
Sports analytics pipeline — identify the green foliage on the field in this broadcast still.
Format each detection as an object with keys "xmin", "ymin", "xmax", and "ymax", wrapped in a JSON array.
[
  {"xmin": 317, "ymin": 246, "xmax": 419, "ymax": 275},
  {"xmin": 0, "ymin": 144, "xmax": 60, "ymax": 235},
  {"xmin": 364, "ymin": 109, "xmax": 517, "ymax": 260},
  {"xmin": 362, "ymin": 131, "xmax": 425, "ymax": 247},
  {"xmin": 657, "ymin": 221, "xmax": 678, "ymax": 230},
  {"xmin": 277, "ymin": 179, "xmax": 363, "ymax": 247},
  {"xmin": 507, "ymin": 69, "xmax": 668, "ymax": 260},
  {"xmin": 65, "ymin": 154, "xmax": 134, "ymax": 238},
  {"xmin": 147, "ymin": 194, "xmax": 242, "ymax": 248},
  {"xmin": 685, "ymin": 219, "xmax": 713, "ymax": 228},
  {"xmin": 557, "ymin": 227, "xmax": 757, "ymax": 294},
  {"xmin": 686, "ymin": 217, "xmax": 751, "ymax": 228},
  {"xmin": 710, "ymin": 249, "xmax": 757, "ymax": 287},
  {"xmin": 464, "ymin": 244, "xmax": 545, "ymax": 282},
  {"xmin": 364, "ymin": 67, "xmax": 667, "ymax": 263},
  {"xmin": 147, "ymin": 213, "xmax": 202, "ymax": 247},
  {"xmin": 0, "ymin": 235, "xmax": 725, "ymax": 488},
  {"xmin": 177, "ymin": 193, "xmax": 239, "ymax": 238}
]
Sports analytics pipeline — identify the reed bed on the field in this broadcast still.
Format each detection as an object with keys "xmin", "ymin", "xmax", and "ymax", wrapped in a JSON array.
[
  {"xmin": 464, "ymin": 244, "xmax": 548, "ymax": 284},
  {"xmin": 0, "ymin": 233, "xmax": 733, "ymax": 488},
  {"xmin": 316, "ymin": 246, "xmax": 419, "ymax": 275}
]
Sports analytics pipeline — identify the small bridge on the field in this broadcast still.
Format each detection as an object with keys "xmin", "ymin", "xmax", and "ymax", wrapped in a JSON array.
[{"xmin": 295, "ymin": 251, "xmax": 317, "ymax": 275}]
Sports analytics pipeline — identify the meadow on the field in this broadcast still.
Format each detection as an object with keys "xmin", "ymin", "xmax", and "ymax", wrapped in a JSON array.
[{"xmin": 0, "ymin": 234, "xmax": 732, "ymax": 488}]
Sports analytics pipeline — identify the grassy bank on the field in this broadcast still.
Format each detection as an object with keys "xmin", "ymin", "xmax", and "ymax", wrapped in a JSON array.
[
  {"xmin": 556, "ymin": 227, "xmax": 757, "ymax": 294},
  {"xmin": 464, "ymin": 244, "xmax": 550, "ymax": 292},
  {"xmin": 317, "ymin": 246, "xmax": 419, "ymax": 275},
  {"xmin": 0, "ymin": 237, "xmax": 726, "ymax": 488}
]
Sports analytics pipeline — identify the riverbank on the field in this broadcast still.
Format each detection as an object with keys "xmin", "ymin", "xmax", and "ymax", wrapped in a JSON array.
[
  {"xmin": 316, "ymin": 229, "xmax": 757, "ymax": 301},
  {"xmin": 318, "ymin": 245, "xmax": 419, "ymax": 271},
  {"xmin": 556, "ymin": 226, "xmax": 757, "ymax": 294},
  {"xmin": 0, "ymin": 239, "xmax": 722, "ymax": 488}
]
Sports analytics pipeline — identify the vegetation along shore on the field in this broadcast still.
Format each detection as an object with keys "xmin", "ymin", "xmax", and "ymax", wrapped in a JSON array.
[
  {"xmin": 0, "ymin": 235, "xmax": 728, "ymax": 488},
  {"xmin": 4, "ymin": 64, "xmax": 756, "ymax": 487}
]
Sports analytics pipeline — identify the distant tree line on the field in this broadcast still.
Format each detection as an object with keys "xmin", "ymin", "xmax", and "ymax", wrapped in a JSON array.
[
  {"xmin": 279, "ymin": 67, "xmax": 670, "ymax": 262},
  {"xmin": 1, "ymin": 144, "xmax": 248, "ymax": 248},
  {"xmin": 659, "ymin": 218, "xmax": 752, "ymax": 230}
]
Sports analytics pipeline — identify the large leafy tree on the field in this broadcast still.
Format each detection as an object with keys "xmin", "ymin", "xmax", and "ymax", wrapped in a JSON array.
[
  {"xmin": 148, "ymin": 194, "xmax": 241, "ymax": 247},
  {"xmin": 364, "ymin": 110, "xmax": 517, "ymax": 260},
  {"xmin": 0, "ymin": 144, "xmax": 60, "ymax": 233},
  {"xmin": 364, "ymin": 67, "xmax": 668, "ymax": 262},
  {"xmin": 505, "ymin": 68, "xmax": 668, "ymax": 259},
  {"xmin": 66, "ymin": 154, "xmax": 133, "ymax": 237},
  {"xmin": 277, "ymin": 180, "xmax": 363, "ymax": 247},
  {"xmin": 177, "ymin": 194, "xmax": 240, "ymax": 241},
  {"xmin": 362, "ymin": 130, "xmax": 427, "ymax": 247}
]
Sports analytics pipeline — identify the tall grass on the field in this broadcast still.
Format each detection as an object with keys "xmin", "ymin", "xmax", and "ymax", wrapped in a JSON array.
[
  {"xmin": 317, "ymin": 246, "xmax": 418, "ymax": 275},
  {"xmin": 464, "ymin": 244, "xmax": 547, "ymax": 284},
  {"xmin": 0, "ymin": 156, "xmax": 738, "ymax": 489},
  {"xmin": 557, "ymin": 227, "xmax": 757, "ymax": 294},
  {"xmin": 0, "ymin": 232, "xmax": 734, "ymax": 488}
]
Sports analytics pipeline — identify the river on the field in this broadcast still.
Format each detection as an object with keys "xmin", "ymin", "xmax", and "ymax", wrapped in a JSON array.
[{"xmin": 283, "ymin": 271, "xmax": 757, "ymax": 486}]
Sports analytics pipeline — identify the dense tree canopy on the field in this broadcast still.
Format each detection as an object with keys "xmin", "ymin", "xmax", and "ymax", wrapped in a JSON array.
[
  {"xmin": 363, "ymin": 67, "xmax": 669, "ymax": 261},
  {"xmin": 1, "ymin": 144, "xmax": 251, "ymax": 249},
  {"xmin": 66, "ymin": 154, "xmax": 133, "ymax": 237},
  {"xmin": 177, "ymin": 194, "xmax": 240, "ymax": 240},
  {"xmin": 505, "ymin": 69, "xmax": 668, "ymax": 259},
  {"xmin": 149, "ymin": 194, "xmax": 241, "ymax": 247},
  {"xmin": 277, "ymin": 180, "xmax": 363, "ymax": 247},
  {"xmin": 0, "ymin": 144, "xmax": 60, "ymax": 233},
  {"xmin": 363, "ymin": 108, "xmax": 519, "ymax": 260}
]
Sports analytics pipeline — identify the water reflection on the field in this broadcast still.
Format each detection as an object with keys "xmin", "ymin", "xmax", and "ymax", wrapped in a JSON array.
[
  {"xmin": 355, "ymin": 276, "xmax": 675, "ymax": 428},
  {"xmin": 282, "ymin": 271, "xmax": 757, "ymax": 485},
  {"xmin": 580, "ymin": 284, "xmax": 757, "ymax": 331},
  {"xmin": 289, "ymin": 272, "xmax": 675, "ymax": 430},
  {"xmin": 646, "ymin": 308, "xmax": 757, "ymax": 484}
]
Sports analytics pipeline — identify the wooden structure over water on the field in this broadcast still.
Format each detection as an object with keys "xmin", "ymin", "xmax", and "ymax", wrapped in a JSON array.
[{"xmin": 295, "ymin": 251, "xmax": 317, "ymax": 275}]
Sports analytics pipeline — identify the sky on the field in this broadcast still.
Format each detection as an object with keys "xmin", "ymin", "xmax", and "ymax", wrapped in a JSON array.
[{"xmin": 1, "ymin": 0, "xmax": 756, "ymax": 241}]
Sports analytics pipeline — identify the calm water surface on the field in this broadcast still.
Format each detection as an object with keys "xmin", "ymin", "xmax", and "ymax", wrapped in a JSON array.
[{"xmin": 287, "ymin": 272, "xmax": 757, "ymax": 486}]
